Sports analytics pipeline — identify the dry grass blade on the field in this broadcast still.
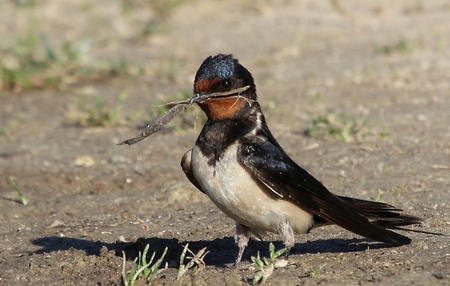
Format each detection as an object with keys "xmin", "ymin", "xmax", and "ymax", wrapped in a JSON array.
[
  {"xmin": 119, "ymin": 85, "xmax": 251, "ymax": 145},
  {"xmin": 118, "ymin": 104, "xmax": 186, "ymax": 145},
  {"xmin": 186, "ymin": 246, "xmax": 209, "ymax": 273},
  {"xmin": 177, "ymin": 244, "xmax": 209, "ymax": 281}
]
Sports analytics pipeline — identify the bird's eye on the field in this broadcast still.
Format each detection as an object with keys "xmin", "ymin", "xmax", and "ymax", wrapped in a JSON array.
[{"xmin": 221, "ymin": 79, "xmax": 233, "ymax": 89}]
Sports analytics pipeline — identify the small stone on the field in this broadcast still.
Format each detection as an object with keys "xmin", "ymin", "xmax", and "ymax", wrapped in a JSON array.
[
  {"xmin": 417, "ymin": 114, "xmax": 427, "ymax": 121},
  {"xmin": 100, "ymin": 246, "xmax": 109, "ymax": 257},
  {"xmin": 109, "ymin": 155, "xmax": 128, "ymax": 164},
  {"xmin": 48, "ymin": 220, "xmax": 64, "ymax": 229},
  {"xmin": 417, "ymin": 241, "xmax": 429, "ymax": 250},
  {"xmin": 74, "ymin": 156, "xmax": 95, "ymax": 167},
  {"xmin": 304, "ymin": 142, "xmax": 319, "ymax": 150},
  {"xmin": 274, "ymin": 259, "xmax": 289, "ymax": 268}
]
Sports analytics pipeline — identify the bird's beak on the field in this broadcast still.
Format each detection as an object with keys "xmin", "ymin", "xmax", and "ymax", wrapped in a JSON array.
[{"xmin": 188, "ymin": 85, "xmax": 251, "ymax": 105}]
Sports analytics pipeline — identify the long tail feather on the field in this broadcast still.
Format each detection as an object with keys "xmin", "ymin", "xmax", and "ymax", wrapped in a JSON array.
[
  {"xmin": 388, "ymin": 226, "xmax": 444, "ymax": 236},
  {"xmin": 339, "ymin": 196, "xmax": 423, "ymax": 229}
]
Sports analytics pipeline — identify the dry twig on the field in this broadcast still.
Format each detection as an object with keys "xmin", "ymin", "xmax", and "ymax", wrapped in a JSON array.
[{"xmin": 118, "ymin": 85, "xmax": 251, "ymax": 145}]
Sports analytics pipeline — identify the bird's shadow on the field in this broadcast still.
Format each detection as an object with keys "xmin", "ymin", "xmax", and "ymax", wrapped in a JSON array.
[{"xmin": 31, "ymin": 235, "xmax": 392, "ymax": 268}]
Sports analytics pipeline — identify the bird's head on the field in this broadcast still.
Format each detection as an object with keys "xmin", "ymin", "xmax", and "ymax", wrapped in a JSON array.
[{"xmin": 192, "ymin": 54, "xmax": 256, "ymax": 120}]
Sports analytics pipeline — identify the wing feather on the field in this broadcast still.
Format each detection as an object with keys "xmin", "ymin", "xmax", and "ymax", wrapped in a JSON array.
[{"xmin": 237, "ymin": 137, "xmax": 411, "ymax": 245}]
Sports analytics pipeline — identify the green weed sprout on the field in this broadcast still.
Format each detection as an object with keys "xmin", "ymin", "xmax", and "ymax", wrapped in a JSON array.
[
  {"xmin": 251, "ymin": 243, "xmax": 288, "ymax": 285},
  {"xmin": 121, "ymin": 244, "xmax": 168, "ymax": 286},
  {"xmin": 10, "ymin": 177, "xmax": 28, "ymax": 206}
]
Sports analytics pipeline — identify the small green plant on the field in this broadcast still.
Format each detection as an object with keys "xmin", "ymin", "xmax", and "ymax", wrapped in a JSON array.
[
  {"xmin": 108, "ymin": 58, "xmax": 144, "ymax": 77},
  {"xmin": 305, "ymin": 264, "xmax": 325, "ymax": 278},
  {"xmin": 10, "ymin": 177, "xmax": 28, "ymax": 205},
  {"xmin": 0, "ymin": 26, "xmax": 144, "ymax": 91},
  {"xmin": 307, "ymin": 92, "xmax": 322, "ymax": 104},
  {"xmin": 122, "ymin": 0, "xmax": 183, "ymax": 19},
  {"xmin": 74, "ymin": 90, "xmax": 127, "ymax": 127},
  {"xmin": 304, "ymin": 111, "xmax": 369, "ymax": 142},
  {"xmin": 85, "ymin": 98, "xmax": 119, "ymax": 126},
  {"xmin": 177, "ymin": 243, "xmax": 209, "ymax": 281},
  {"xmin": 379, "ymin": 128, "xmax": 389, "ymax": 138},
  {"xmin": 121, "ymin": 244, "xmax": 168, "ymax": 286},
  {"xmin": 149, "ymin": 0, "xmax": 183, "ymax": 19},
  {"xmin": 0, "ymin": 120, "xmax": 19, "ymax": 136},
  {"xmin": 373, "ymin": 38, "xmax": 412, "ymax": 55},
  {"xmin": 375, "ymin": 189, "xmax": 383, "ymax": 202},
  {"xmin": 141, "ymin": 21, "xmax": 165, "ymax": 37},
  {"xmin": 0, "ymin": 29, "xmax": 91, "ymax": 91},
  {"xmin": 251, "ymin": 243, "xmax": 288, "ymax": 285},
  {"xmin": 11, "ymin": 0, "xmax": 36, "ymax": 8}
]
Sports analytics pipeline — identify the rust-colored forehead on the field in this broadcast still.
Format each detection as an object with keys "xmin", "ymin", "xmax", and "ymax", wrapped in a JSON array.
[{"xmin": 194, "ymin": 77, "xmax": 221, "ymax": 93}]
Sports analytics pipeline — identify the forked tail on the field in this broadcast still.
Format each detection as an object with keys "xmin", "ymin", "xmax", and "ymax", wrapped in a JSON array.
[{"xmin": 339, "ymin": 196, "xmax": 442, "ymax": 236}]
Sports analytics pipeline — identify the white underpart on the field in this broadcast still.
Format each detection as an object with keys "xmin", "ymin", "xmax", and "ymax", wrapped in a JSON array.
[{"xmin": 191, "ymin": 142, "xmax": 314, "ymax": 234}]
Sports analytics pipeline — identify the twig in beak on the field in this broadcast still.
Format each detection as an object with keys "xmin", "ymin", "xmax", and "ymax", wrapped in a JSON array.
[
  {"xmin": 118, "ymin": 104, "xmax": 186, "ymax": 145},
  {"xmin": 118, "ymin": 85, "xmax": 251, "ymax": 145}
]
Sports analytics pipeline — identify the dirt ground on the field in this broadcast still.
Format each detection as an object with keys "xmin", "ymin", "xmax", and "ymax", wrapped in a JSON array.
[{"xmin": 0, "ymin": 0, "xmax": 449, "ymax": 285}]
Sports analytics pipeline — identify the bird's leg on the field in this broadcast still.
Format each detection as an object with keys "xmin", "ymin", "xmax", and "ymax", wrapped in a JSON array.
[
  {"xmin": 234, "ymin": 223, "xmax": 250, "ymax": 267},
  {"xmin": 278, "ymin": 221, "xmax": 295, "ymax": 258}
]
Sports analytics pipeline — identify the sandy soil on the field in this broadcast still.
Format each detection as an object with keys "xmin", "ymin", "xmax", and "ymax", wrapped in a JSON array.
[{"xmin": 0, "ymin": 0, "xmax": 449, "ymax": 285}]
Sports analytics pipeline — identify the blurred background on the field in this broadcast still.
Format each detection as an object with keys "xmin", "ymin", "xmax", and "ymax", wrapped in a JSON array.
[{"xmin": 0, "ymin": 0, "xmax": 449, "ymax": 285}]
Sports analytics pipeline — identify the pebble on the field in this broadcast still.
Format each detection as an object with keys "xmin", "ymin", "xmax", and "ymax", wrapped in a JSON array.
[
  {"xmin": 48, "ymin": 220, "xmax": 64, "ymax": 229},
  {"xmin": 74, "ymin": 156, "xmax": 95, "ymax": 167},
  {"xmin": 109, "ymin": 155, "xmax": 128, "ymax": 164}
]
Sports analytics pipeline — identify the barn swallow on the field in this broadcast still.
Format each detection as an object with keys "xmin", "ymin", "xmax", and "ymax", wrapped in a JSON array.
[{"xmin": 181, "ymin": 54, "xmax": 422, "ymax": 266}]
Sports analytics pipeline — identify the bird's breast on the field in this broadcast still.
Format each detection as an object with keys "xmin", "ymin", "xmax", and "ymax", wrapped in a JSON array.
[{"xmin": 191, "ymin": 142, "xmax": 314, "ymax": 233}]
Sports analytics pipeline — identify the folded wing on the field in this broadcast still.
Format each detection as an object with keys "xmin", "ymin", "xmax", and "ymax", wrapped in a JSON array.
[{"xmin": 237, "ymin": 137, "xmax": 412, "ymax": 245}]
